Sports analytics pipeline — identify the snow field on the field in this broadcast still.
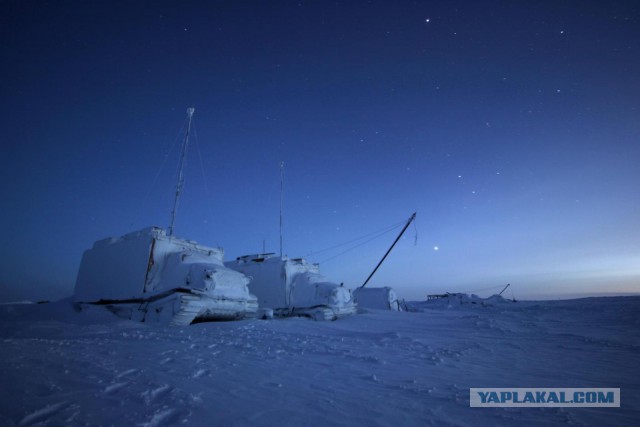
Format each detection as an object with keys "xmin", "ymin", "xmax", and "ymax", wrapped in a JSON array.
[{"xmin": 0, "ymin": 296, "xmax": 638, "ymax": 426}]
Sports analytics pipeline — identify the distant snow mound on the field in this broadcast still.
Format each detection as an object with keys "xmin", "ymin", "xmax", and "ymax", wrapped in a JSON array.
[
  {"xmin": 484, "ymin": 294, "xmax": 511, "ymax": 304},
  {"xmin": 407, "ymin": 293, "xmax": 513, "ymax": 311}
]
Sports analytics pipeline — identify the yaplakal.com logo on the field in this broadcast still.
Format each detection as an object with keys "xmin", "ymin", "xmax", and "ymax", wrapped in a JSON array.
[{"xmin": 470, "ymin": 388, "xmax": 620, "ymax": 407}]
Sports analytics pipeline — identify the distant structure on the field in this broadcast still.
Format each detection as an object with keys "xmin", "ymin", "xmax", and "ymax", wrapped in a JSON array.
[
  {"xmin": 427, "ymin": 292, "xmax": 460, "ymax": 301},
  {"xmin": 428, "ymin": 284, "xmax": 512, "ymax": 301}
]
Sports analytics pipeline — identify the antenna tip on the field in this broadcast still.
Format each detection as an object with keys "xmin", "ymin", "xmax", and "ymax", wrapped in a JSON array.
[{"xmin": 187, "ymin": 107, "xmax": 195, "ymax": 116}]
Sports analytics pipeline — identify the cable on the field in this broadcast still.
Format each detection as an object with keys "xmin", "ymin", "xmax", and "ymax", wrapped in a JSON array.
[
  {"xmin": 465, "ymin": 284, "xmax": 505, "ymax": 294},
  {"xmin": 319, "ymin": 224, "xmax": 403, "ymax": 264},
  {"xmin": 141, "ymin": 115, "xmax": 190, "ymax": 209},
  {"xmin": 304, "ymin": 219, "xmax": 405, "ymax": 258},
  {"xmin": 192, "ymin": 125, "xmax": 217, "ymax": 230}
]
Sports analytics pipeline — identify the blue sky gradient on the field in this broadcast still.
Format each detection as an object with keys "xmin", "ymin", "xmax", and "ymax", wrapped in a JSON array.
[{"xmin": 1, "ymin": 1, "xmax": 638, "ymax": 301}]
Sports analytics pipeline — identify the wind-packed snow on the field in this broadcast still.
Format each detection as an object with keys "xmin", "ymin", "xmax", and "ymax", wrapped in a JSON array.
[{"xmin": 1, "ymin": 296, "xmax": 638, "ymax": 426}]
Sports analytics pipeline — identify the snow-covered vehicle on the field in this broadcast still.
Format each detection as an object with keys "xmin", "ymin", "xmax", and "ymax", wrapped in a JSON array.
[
  {"xmin": 74, "ymin": 226, "xmax": 258, "ymax": 325},
  {"xmin": 225, "ymin": 253, "xmax": 357, "ymax": 320}
]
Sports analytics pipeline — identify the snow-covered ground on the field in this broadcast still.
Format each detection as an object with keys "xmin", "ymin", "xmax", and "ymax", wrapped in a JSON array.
[{"xmin": 1, "ymin": 295, "xmax": 638, "ymax": 426}]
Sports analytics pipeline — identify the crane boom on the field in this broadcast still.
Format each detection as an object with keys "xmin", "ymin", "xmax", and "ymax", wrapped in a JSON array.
[
  {"xmin": 498, "ymin": 283, "xmax": 510, "ymax": 296},
  {"xmin": 360, "ymin": 212, "xmax": 416, "ymax": 288}
]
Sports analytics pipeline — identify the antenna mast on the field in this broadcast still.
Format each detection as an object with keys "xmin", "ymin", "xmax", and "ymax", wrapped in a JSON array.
[
  {"xmin": 498, "ymin": 283, "xmax": 511, "ymax": 296},
  {"xmin": 168, "ymin": 107, "xmax": 195, "ymax": 237},
  {"xmin": 279, "ymin": 160, "xmax": 284, "ymax": 258},
  {"xmin": 360, "ymin": 212, "xmax": 416, "ymax": 288}
]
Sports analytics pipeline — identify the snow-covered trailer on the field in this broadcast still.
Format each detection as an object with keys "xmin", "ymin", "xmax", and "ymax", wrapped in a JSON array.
[
  {"xmin": 353, "ymin": 287, "xmax": 403, "ymax": 311},
  {"xmin": 225, "ymin": 254, "xmax": 356, "ymax": 320},
  {"xmin": 74, "ymin": 227, "xmax": 258, "ymax": 325}
]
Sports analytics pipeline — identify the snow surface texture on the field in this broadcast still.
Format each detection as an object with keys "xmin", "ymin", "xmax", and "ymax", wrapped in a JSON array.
[{"xmin": 1, "ymin": 296, "xmax": 638, "ymax": 426}]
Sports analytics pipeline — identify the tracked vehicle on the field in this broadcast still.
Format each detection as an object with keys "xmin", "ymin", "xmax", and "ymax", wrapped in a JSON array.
[
  {"xmin": 73, "ymin": 108, "xmax": 257, "ymax": 325},
  {"xmin": 226, "ymin": 254, "xmax": 356, "ymax": 320},
  {"xmin": 74, "ymin": 227, "xmax": 258, "ymax": 325}
]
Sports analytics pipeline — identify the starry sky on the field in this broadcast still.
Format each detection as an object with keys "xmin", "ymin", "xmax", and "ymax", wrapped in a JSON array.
[{"xmin": 1, "ymin": 0, "xmax": 639, "ymax": 302}]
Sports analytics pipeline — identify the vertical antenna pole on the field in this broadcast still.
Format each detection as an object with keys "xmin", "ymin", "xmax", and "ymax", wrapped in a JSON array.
[
  {"xmin": 279, "ymin": 160, "xmax": 284, "ymax": 258},
  {"xmin": 168, "ymin": 107, "xmax": 195, "ymax": 237}
]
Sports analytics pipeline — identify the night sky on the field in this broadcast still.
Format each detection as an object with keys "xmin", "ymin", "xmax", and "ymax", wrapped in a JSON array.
[{"xmin": 1, "ymin": 1, "xmax": 638, "ymax": 302}]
